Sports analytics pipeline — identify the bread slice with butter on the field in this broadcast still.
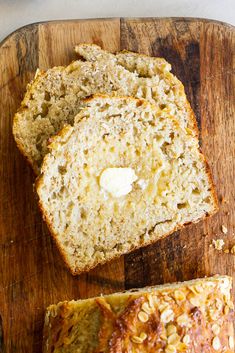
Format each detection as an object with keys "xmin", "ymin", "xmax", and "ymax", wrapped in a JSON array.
[
  {"xmin": 43, "ymin": 275, "xmax": 234, "ymax": 353},
  {"xmin": 13, "ymin": 45, "xmax": 196, "ymax": 174},
  {"xmin": 36, "ymin": 95, "xmax": 218, "ymax": 275}
]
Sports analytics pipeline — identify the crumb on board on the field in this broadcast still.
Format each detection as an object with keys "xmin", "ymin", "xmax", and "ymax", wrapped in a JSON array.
[
  {"xmin": 221, "ymin": 225, "xmax": 228, "ymax": 234},
  {"xmin": 211, "ymin": 239, "xmax": 224, "ymax": 251},
  {"xmin": 224, "ymin": 249, "xmax": 230, "ymax": 254},
  {"xmin": 211, "ymin": 239, "xmax": 225, "ymax": 251},
  {"xmin": 231, "ymin": 245, "xmax": 235, "ymax": 254}
]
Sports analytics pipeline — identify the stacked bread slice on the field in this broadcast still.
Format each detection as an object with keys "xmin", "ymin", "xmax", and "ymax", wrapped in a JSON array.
[
  {"xmin": 13, "ymin": 45, "xmax": 218, "ymax": 275},
  {"xmin": 13, "ymin": 44, "xmax": 197, "ymax": 174}
]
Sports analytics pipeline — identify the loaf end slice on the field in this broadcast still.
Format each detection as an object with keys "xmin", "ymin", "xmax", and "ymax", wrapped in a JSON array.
[
  {"xmin": 75, "ymin": 43, "xmax": 199, "ymax": 133},
  {"xmin": 43, "ymin": 275, "xmax": 234, "ymax": 353},
  {"xmin": 36, "ymin": 95, "xmax": 218, "ymax": 275},
  {"xmin": 75, "ymin": 43, "xmax": 172, "ymax": 75}
]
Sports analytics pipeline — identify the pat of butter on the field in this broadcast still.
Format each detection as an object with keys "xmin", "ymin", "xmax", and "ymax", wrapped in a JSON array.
[{"xmin": 99, "ymin": 167, "xmax": 138, "ymax": 198}]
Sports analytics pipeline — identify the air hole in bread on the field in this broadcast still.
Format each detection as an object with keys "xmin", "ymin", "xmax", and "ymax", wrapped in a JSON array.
[
  {"xmin": 102, "ymin": 133, "xmax": 110, "ymax": 140},
  {"xmin": 99, "ymin": 103, "xmax": 110, "ymax": 112},
  {"xmin": 204, "ymin": 196, "xmax": 211, "ymax": 204},
  {"xmin": 177, "ymin": 202, "xmax": 188, "ymax": 209},
  {"xmin": 136, "ymin": 100, "xmax": 144, "ymax": 107},
  {"xmin": 80, "ymin": 208, "xmax": 87, "ymax": 219},
  {"xmin": 44, "ymin": 91, "xmax": 51, "ymax": 101},
  {"xmin": 36, "ymin": 142, "xmax": 43, "ymax": 152},
  {"xmin": 58, "ymin": 166, "xmax": 67, "ymax": 175},
  {"xmin": 40, "ymin": 103, "xmax": 49, "ymax": 117},
  {"xmin": 192, "ymin": 187, "xmax": 200, "ymax": 195}
]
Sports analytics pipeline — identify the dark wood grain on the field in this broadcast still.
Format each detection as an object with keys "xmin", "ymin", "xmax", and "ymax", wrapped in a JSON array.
[
  {"xmin": 121, "ymin": 17, "xmax": 235, "ymax": 288},
  {"xmin": 0, "ymin": 18, "xmax": 234, "ymax": 353}
]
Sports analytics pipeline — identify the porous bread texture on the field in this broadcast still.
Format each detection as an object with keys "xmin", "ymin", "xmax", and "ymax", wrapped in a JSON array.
[
  {"xmin": 36, "ymin": 96, "xmax": 218, "ymax": 275},
  {"xmin": 76, "ymin": 43, "xmax": 197, "ymax": 131},
  {"xmin": 75, "ymin": 43, "xmax": 172, "ymax": 77},
  {"xmin": 13, "ymin": 44, "xmax": 196, "ymax": 174},
  {"xmin": 43, "ymin": 275, "xmax": 234, "ymax": 353}
]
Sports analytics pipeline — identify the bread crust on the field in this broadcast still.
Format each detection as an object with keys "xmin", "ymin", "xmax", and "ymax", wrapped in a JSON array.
[
  {"xmin": 12, "ymin": 69, "xmax": 47, "ymax": 174},
  {"xmin": 43, "ymin": 275, "xmax": 234, "ymax": 352},
  {"xmin": 36, "ymin": 94, "xmax": 218, "ymax": 276}
]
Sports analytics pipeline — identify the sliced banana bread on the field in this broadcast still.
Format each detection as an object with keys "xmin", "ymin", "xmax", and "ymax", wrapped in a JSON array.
[
  {"xmin": 13, "ymin": 45, "xmax": 196, "ymax": 174},
  {"xmin": 36, "ymin": 96, "xmax": 218, "ymax": 275},
  {"xmin": 43, "ymin": 275, "xmax": 234, "ymax": 353}
]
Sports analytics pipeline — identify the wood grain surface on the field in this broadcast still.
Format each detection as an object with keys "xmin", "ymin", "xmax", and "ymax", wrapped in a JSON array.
[{"xmin": 0, "ymin": 17, "xmax": 234, "ymax": 352}]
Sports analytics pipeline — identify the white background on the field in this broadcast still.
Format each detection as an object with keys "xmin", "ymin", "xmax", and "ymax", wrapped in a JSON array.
[{"xmin": 0, "ymin": 0, "xmax": 234, "ymax": 42}]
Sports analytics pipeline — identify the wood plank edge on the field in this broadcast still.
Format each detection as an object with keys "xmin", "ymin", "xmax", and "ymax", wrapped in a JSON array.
[
  {"xmin": 0, "ymin": 18, "xmax": 121, "ymax": 49},
  {"xmin": 121, "ymin": 17, "xmax": 235, "ymax": 29},
  {"xmin": 1, "ymin": 17, "xmax": 234, "ymax": 50}
]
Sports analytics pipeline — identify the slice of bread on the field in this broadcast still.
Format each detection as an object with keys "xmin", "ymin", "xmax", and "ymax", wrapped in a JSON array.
[
  {"xmin": 13, "ymin": 45, "xmax": 196, "ymax": 174},
  {"xmin": 75, "ymin": 43, "xmax": 172, "ymax": 77},
  {"xmin": 36, "ymin": 95, "xmax": 218, "ymax": 275},
  {"xmin": 43, "ymin": 275, "xmax": 234, "ymax": 353},
  {"xmin": 76, "ymin": 43, "xmax": 197, "ymax": 129}
]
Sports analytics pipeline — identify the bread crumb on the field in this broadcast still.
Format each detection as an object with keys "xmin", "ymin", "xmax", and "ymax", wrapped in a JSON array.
[
  {"xmin": 224, "ymin": 249, "xmax": 230, "ymax": 254},
  {"xmin": 212, "ymin": 239, "xmax": 225, "ymax": 251},
  {"xmin": 221, "ymin": 225, "xmax": 228, "ymax": 234},
  {"xmin": 230, "ymin": 245, "xmax": 235, "ymax": 254}
]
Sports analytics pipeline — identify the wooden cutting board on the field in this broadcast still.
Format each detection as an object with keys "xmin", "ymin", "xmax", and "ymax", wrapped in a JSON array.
[{"xmin": 0, "ymin": 17, "xmax": 234, "ymax": 352}]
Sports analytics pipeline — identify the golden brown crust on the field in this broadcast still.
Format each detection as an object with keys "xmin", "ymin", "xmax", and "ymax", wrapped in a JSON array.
[{"xmin": 43, "ymin": 276, "xmax": 234, "ymax": 353}]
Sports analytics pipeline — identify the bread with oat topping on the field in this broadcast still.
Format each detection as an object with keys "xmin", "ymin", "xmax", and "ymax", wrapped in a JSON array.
[
  {"xmin": 36, "ymin": 95, "xmax": 218, "ymax": 275},
  {"xmin": 43, "ymin": 275, "xmax": 234, "ymax": 353}
]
